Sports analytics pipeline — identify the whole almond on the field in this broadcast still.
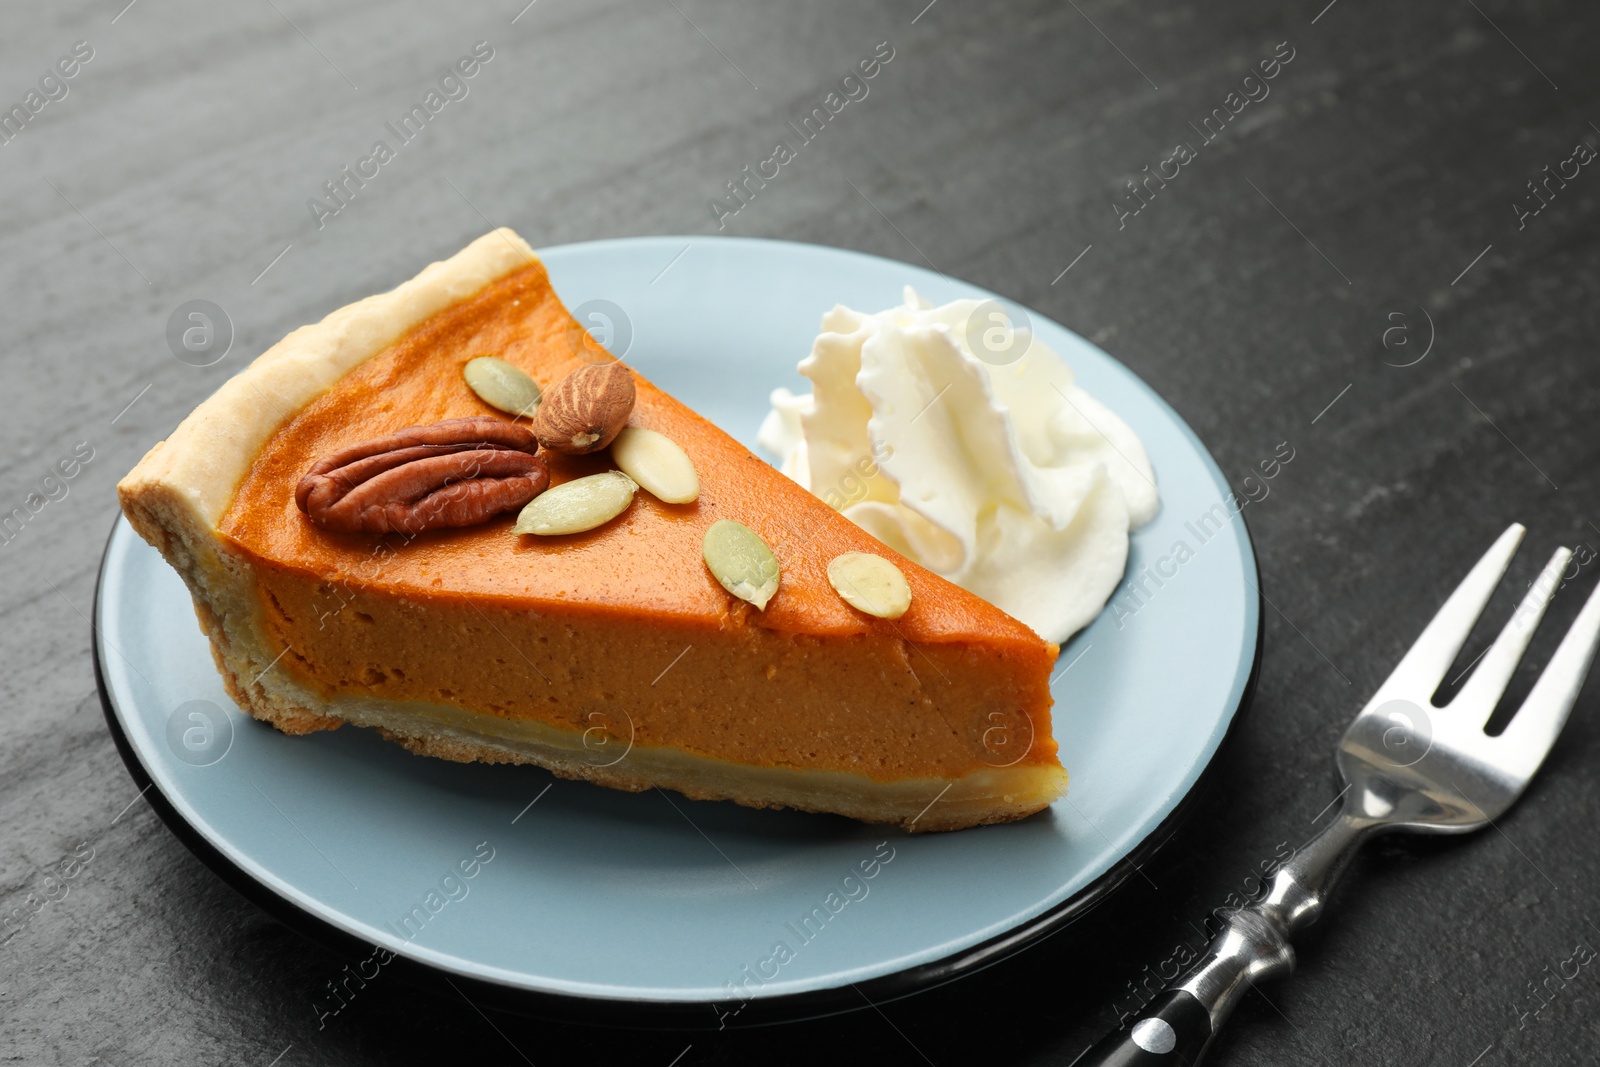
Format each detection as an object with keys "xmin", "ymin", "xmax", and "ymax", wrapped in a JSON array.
[{"xmin": 532, "ymin": 362, "xmax": 635, "ymax": 455}]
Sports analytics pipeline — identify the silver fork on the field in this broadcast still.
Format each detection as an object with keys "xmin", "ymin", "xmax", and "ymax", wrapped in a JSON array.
[{"xmin": 1075, "ymin": 523, "xmax": 1600, "ymax": 1066}]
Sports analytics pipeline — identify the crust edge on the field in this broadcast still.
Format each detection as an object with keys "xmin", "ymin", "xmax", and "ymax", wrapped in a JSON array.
[
  {"xmin": 117, "ymin": 228, "xmax": 538, "ymax": 531},
  {"xmin": 117, "ymin": 229, "xmax": 540, "ymax": 740}
]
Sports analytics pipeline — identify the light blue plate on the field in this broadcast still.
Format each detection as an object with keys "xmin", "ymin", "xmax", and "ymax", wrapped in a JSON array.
[{"xmin": 95, "ymin": 236, "xmax": 1258, "ymax": 1021}]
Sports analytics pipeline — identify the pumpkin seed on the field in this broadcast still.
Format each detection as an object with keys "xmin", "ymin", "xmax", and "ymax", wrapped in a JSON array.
[
  {"xmin": 702, "ymin": 520, "xmax": 780, "ymax": 610},
  {"xmin": 464, "ymin": 357, "xmax": 542, "ymax": 417},
  {"xmin": 512, "ymin": 471, "xmax": 636, "ymax": 535}
]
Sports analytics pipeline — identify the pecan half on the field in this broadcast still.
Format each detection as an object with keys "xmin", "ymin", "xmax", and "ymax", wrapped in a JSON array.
[{"xmin": 295, "ymin": 416, "xmax": 548, "ymax": 535}]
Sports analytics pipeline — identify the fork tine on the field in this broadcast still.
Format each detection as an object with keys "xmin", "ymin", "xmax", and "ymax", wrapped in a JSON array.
[
  {"xmin": 1498, "ymin": 576, "xmax": 1600, "ymax": 777},
  {"xmin": 1452, "ymin": 546, "xmax": 1572, "ymax": 721},
  {"xmin": 1387, "ymin": 523, "xmax": 1525, "ymax": 689}
]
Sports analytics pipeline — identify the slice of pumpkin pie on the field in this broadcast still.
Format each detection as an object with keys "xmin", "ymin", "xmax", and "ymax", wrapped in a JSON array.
[{"xmin": 117, "ymin": 229, "xmax": 1066, "ymax": 831}]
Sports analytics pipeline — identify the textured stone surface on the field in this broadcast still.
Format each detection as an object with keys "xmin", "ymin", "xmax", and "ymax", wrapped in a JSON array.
[{"xmin": 3, "ymin": 1, "xmax": 1598, "ymax": 1063}]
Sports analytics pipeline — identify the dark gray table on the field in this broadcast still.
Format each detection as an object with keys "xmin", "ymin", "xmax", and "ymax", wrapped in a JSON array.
[{"xmin": 4, "ymin": 1, "xmax": 1598, "ymax": 1063}]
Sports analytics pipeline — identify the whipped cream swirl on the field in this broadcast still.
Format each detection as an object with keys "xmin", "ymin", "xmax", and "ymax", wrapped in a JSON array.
[{"xmin": 758, "ymin": 288, "xmax": 1158, "ymax": 644}]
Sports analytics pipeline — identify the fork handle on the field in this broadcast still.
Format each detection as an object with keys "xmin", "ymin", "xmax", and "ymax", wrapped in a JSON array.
[
  {"xmin": 1073, "ymin": 809, "xmax": 1376, "ymax": 1066},
  {"xmin": 1069, "ymin": 990, "xmax": 1213, "ymax": 1065}
]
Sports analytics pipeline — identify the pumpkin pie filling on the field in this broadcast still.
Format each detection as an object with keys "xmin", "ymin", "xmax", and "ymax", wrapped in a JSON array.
[{"xmin": 126, "ymin": 231, "xmax": 1067, "ymax": 829}]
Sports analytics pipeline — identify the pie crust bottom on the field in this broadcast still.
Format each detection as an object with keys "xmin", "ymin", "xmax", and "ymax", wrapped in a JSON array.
[
  {"xmin": 217, "ymin": 669, "xmax": 1067, "ymax": 834},
  {"xmin": 199, "ymin": 614, "xmax": 1067, "ymax": 835},
  {"xmin": 323, "ymin": 694, "xmax": 1066, "ymax": 833}
]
